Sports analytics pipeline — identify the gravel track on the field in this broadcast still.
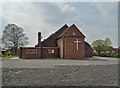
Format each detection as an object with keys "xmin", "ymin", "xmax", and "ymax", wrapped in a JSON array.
[{"xmin": 2, "ymin": 64, "xmax": 118, "ymax": 86}]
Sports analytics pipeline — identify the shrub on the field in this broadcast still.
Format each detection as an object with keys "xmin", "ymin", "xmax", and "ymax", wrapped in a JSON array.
[{"xmin": 94, "ymin": 52, "xmax": 119, "ymax": 58}]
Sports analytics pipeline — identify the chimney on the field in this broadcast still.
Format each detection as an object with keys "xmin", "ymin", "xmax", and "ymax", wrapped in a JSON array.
[{"xmin": 38, "ymin": 32, "xmax": 41, "ymax": 47}]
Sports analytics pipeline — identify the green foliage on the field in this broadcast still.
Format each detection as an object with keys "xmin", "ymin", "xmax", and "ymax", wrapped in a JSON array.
[
  {"xmin": 105, "ymin": 38, "xmax": 112, "ymax": 46},
  {"xmin": 93, "ymin": 52, "xmax": 119, "ymax": 58},
  {"xmin": 92, "ymin": 38, "xmax": 119, "ymax": 58},
  {"xmin": 92, "ymin": 39, "xmax": 105, "ymax": 54},
  {"xmin": 92, "ymin": 38, "xmax": 112, "ymax": 54}
]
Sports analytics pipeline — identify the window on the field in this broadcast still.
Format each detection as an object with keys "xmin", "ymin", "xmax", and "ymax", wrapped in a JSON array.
[
  {"xmin": 48, "ymin": 49, "xmax": 54, "ymax": 54},
  {"xmin": 52, "ymin": 49, "xmax": 54, "ymax": 53},
  {"xmin": 73, "ymin": 32, "xmax": 75, "ymax": 36}
]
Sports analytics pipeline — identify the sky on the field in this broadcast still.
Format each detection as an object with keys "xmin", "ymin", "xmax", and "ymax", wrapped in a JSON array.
[{"xmin": 0, "ymin": 1, "xmax": 119, "ymax": 47}]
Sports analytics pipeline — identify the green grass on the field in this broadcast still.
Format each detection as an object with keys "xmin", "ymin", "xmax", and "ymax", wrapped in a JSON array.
[{"xmin": 0, "ymin": 55, "xmax": 18, "ymax": 59}]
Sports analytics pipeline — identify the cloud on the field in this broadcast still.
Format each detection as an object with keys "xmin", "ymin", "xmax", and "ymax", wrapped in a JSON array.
[
  {"xmin": 2, "ymin": 2, "xmax": 80, "ymax": 46},
  {"xmin": 2, "ymin": 2, "xmax": 46, "ymax": 46},
  {"xmin": 1, "ymin": 2, "xmax": 118, "ymax": 47},
  {"xmin": 0, "ymin": 0, "xmax": 119, "ymax": 2},
  {"xmin": 84, "ymin": 26, "xmax": 118, "ymax": 47},
  {"xmin": 94, "ymin": 2, "xmax": 118, "ymax": 20},
  {"xmin": 0, "ymin": 2, "xmax": 2, "ymax": 38},
  {"xmin": 51, "ymin": 2, "xmax": 76, "ymax": 13}
]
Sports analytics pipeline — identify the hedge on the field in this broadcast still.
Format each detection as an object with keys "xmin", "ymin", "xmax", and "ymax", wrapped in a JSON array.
[{"xmin": 94, "ymin": 52, "xmax": 119, "ymax": 58}]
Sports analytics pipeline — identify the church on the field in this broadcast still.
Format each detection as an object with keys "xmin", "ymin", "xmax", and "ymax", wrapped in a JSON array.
[{"xmin": 19, "ymin": 24, "xmax": 93, "ymax": 59}]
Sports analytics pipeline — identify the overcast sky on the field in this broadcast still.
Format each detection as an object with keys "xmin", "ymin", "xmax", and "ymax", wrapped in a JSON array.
[{"xmin": 0, "ymin": 1, "xmax": 118, "ymax": 47}]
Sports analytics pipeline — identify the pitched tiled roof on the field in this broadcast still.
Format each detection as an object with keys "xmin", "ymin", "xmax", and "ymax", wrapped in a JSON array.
[
  {"xmin": 57, "ymin": 24, "xmax": 85, "ymax": 39},
  {"xmin": 41, "ymin": 24, "xmax": 85, "ymax": 47},
  {"xmin": 44, "ymin": 24, "xmax": 68, "ymax": 40},
  {"xmin": 41, "ymin": 24, "xmax": 68, "ymax": 47},
  {"xmin": 43, "ymin": 24, "xmax": 86, "ymax": 41}
]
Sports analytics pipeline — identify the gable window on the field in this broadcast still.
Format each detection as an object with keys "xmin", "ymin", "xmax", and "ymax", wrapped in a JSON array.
[{"xmin": 73, "ymin": 32, "xmax": 75, "ymax": 36}]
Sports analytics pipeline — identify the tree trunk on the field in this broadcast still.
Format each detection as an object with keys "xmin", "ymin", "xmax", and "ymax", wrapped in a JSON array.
[
  {"xmin": 12, "ymin": 47, "xmax": 17, "ymax": 55},
  {"xmin": 14, "ymin": 47, "xmax": 18, "ymax": 55}
]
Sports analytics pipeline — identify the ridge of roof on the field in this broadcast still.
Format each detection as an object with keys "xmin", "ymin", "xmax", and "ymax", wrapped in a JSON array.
[
  {"xmin": 57, "ymin": 25, "xmax": 71, "ymax": 39},
  {"xmin": 53, "ymin": 24, "xmax": 68, "ymax": 37},
  {"xmin": 85, "ymin": 41, "xmax": 91, "ymax": 46},
  {"xmin": 43, "ymin": 24, "xmax": 68, "ymax": 41}
]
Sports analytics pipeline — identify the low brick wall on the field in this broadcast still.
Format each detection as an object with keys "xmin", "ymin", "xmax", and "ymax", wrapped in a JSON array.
[
  {"xmin": 19, "ymin": 47, "xmax": 41, "ymax": 59},
  {"xmin": 19, "ymin": 47, "xmax": 59, "ymax": 59}
]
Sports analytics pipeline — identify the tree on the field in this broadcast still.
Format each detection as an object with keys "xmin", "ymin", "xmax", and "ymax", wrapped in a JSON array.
[
  {"xmin": 92, "ymin": 39, "xmax": 105, "ymax": 54},
  {"xmin": 105, "ymin": 38, "xmax": 112, "ymax": 46},
  {"xmin": 91, "ymin": 38, "xmax": 112, "ymax": 54},
  {"xmin": 2, "ymin": 24, "xmax": 29, "ymax": 55}
]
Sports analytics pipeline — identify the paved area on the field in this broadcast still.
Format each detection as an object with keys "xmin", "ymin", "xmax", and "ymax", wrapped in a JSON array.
[
  {"xmin": 2, "ymin": 56, "xmax": 119, "ymax": 86},
  {"xmin": 2, "ymin": 56, "xmax": 119, "ymax": 68}
]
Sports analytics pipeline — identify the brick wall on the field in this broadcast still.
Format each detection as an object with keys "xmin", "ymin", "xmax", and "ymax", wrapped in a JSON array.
[
  {"xmin": 63, "ymin": 37, "xmax": 85, "ymax": 59},
  {"xmin": 57, "ymin": 38, "xmax": 64, "ymax": 59},
  {"xmin": 19, "ymin": 47, "xmax": 41, "ymax": 59},
  {"xmin": 85, "ymin": 42, "xmax": 93, "ymax": 57},
  {"xmin": 19, "ymin": 47, "xmax": 59, "ymax": 59},
  {"xmin": 85, "ymin": 47, "xmax": 93, "ymax": 57},
  {"xmin": 42, "ymin": 47, "xmax": 59, "ymax": 58},
  {"xmin": 61, "ymin": 24, "xmax": 85, "ymax": 59}
]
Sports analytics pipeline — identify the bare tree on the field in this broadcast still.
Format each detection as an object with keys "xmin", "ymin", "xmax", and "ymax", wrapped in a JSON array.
[{"xmin": 2, "ymin": 24, "xmax": 29, "ymax": 55}]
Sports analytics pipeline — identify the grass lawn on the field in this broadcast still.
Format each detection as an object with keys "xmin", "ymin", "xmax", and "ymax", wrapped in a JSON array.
[{"xmin": 0, "ymin": 55, "xmax": 18, "ymax": 59}]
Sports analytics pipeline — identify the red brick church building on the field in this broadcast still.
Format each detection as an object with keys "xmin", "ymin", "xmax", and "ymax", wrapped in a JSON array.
[{"xmin": 19, "ymin": 24, "xmax": 93, "ymax": 59}]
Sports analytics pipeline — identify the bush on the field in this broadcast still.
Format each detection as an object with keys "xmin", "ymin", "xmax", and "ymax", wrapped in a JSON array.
[
  {"xmin": 94, "ymin": 52, "xmax": 119, "ymax": 58},
  {"xmin": 93, "ymin": 52, "xmax": 98, "ymax": 56}
]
